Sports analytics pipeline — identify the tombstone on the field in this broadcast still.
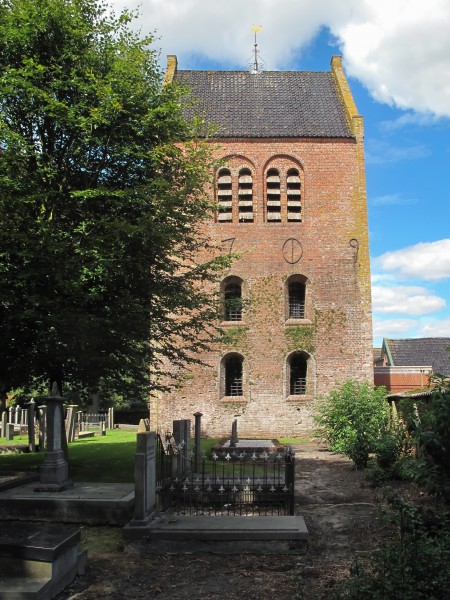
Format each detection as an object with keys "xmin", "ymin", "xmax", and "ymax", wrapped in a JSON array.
[
  {"xmin": 35, "ymin": 383, "xmax": 72, "ymax": 491},
  {"xmin": 38, "ymin": 405, "xmax": 47, "ymax": 451},
  {"xmin": 132, "ymin": 432, "xmax": 156, "ymax": 524},
  {"xmin": 27, "ymin": 399, "xmax": 36, "ymax": 452},
  {"xmin": 138, "ymin": 418, "xmax": 150, "ymax": 433},
  {"xmin": 76, "ymin": 411, "xmax": 83, "ymax": 436},
  {"xmin": 65, "ymin": 405, "xmax": 78, "ymax": 443},
  {"xmin": 1, "ymin": 411, "xmax": 7, "ymax": 438},
  {"xmin": 5, "ymin": 423, "xmax": 14, "ymax": 442},
  {"xmin": 173, "ymin": 419, "xmax": 191, "ymax": 478},
  {"xmin": 107, "ymin": 407, "xmax": 114, "ymax": 430},
  {"xmin": 230, "ymin": 418, "xmax": 238, "ymax": 447}
]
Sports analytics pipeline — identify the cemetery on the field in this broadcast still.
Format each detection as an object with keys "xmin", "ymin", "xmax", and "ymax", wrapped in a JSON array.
[{"xmin": 0, "ymin": 386, "xmax": 312, "ymax": 598}]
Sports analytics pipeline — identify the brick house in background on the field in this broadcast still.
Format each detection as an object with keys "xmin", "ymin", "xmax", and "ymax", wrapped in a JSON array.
[
  {"xmin": 374, "ymin": 337, "xmax": 450, "ymax": 393},
  {"xmin": 150, "ymin": 55, "xmax": 373, "ymax": 438}
]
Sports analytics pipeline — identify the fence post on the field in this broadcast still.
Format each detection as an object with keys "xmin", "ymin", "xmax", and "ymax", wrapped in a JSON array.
[
  {"xmin": 285, "ymin": 453, "xmax": 295, "ymax": 516},
  {"xmin": 193, "ymin": 412, "xmax": 202, "ymax": 474}
]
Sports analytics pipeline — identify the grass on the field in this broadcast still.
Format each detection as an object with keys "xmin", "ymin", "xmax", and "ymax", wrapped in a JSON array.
[
  {"xmin": 0, "ymin": 430, "xmax": 137, "ymax": 483},
  {"xmin": 0, "ymin": 434, "xmax": 301, "ymax": 483}
]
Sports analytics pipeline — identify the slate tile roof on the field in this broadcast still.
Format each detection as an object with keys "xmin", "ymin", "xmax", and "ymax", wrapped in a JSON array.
[
  {"xmin": 384, "ymin": 338, "xmax": 450, "ymax": 376},
  {"xmin": 174, "ymin": 70, "xmax": 354, "ymax": 139}
]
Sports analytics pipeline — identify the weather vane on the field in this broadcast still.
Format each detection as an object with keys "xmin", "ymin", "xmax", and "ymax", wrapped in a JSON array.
[{"xmin": 248, "ymin": 24, "xmax": 266, "ymax": 74}]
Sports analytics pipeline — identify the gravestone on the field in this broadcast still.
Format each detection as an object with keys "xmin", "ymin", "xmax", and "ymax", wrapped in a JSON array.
[
  {"xmin": 5, "ymin": 424, "xmax": 14, "ymax": 442},
  {"xmin": 38, "ymin": 405, "xmax": 47, "ymax": 451},
  {"xmin": 1, "ymin": 412, "xmax": 7, "ymax": 438},
  {"xmin": 107, "ymin": 407, "xmax": 114, "ymax": 430},
  {"xmin": 65, "ymin": 405, "xmax": 78, "ymax": 443},
  {"xmin": 132, "ymin": 431, "xmax": 156, "ymax": 525},
  {"xmin": 230, "ymin": 418, "xmax": 238, "ymax": 447},
  {"xmin": 138, "ymin": 418, "xmax": 150, "ymax": 433},
  {"xmin": 36, "ymin": 383, "xmax": 72, "ymax": 491},
  {"xmin": 27, "ymin": 399, "xmax": 36, "ymax": 452},
  {"xmin": 173, "ymin": 419, "xmax": 191, "ymax": 477}
]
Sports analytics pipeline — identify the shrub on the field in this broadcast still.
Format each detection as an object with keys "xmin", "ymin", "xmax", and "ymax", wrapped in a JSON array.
[
  {"xmin": 334, "ymin": 496, "xmax": 450, "ymax": 599},
  {"xmin": 315, "ymin": 380, "xmax": 388, "ymax": 468},
  {"xmin": 400, "ymin": 391, "xmax": 450, "ymax": 500}
]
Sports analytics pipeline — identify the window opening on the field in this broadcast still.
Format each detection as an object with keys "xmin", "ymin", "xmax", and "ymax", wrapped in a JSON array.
[
  {"xmin": 217, "ymin": 168, "xmax": 232, "ymax": 222},
  {"xmin": 238, "ymin": 168, "xmax": 253, "ymax": 223},
  {"xmin": 224, "ymin": 282, "xmax": 242, "ymax": 321},
  {"xmin": 225, "ymin": 355, "xmax": 243, "ymax": 396},
  {"xmin": 288, "ymin": 281, "xmax": 305, "ymax": 319},
  {"xmin": 287, "ymin": 168, "xmax": 302, "ymax": 222},
  {"xmin": 290, "ymin": 353, "xmax": 307, "ymax": 395},
  {"xmin": 266, "ymin": 168, "xmax": 281, "ymax": 222}
]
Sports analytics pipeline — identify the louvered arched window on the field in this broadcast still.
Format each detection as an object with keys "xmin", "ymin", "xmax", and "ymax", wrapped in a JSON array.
[
  {"xmin": 287, "ymin": 168, "xmax": 302, "ymax": 222},
  {"xmin": 238, "ymin": 168, "xmax": 253, "ymax": 222},
  {"xmin": 217, "ymin": 168, "xmax": 232, "ymax": 222},
  {"xmin": 266, "ymin": 168, "xmax": 281, "ymax": 222}
]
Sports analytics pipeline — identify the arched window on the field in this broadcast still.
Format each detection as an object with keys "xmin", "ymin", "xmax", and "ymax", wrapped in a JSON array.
[
  {"xmin": 289, "ymin": 281, "xmax": 306, "ymax": 319},
  {"xmin": 288, "ymin": 352, "xmax": 308, "ymax": 395},
  {"xmin": 238, "ymin": 168, "xmax": 253, "ymax": 222},
  {"xmin": 266, "ymin": 168, "xmax": 281, "ymax": 222},
  {"xmin": 287, "ymin": 168, "xmax": 302, "ymax": 222},
  {"xmin": 222, "ymin": 353, "xmax": 244, "ymax": 396},
  {"xmin": 224, "ymin": 281, "xmax": 242, "ymax": 321},
  {"xmin": 285, "ymin": 275, "xmax": 308, "ymax": 320},
  {"xmin": 217, "ymin": 168, "xmax": 232, "ymax": 222}
]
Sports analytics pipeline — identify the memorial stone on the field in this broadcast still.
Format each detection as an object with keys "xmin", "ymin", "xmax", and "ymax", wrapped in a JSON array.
[
  {"xmin": 1, "ymin": 412, "xmax": 7, "ymax": 438},
  {"xmin": 36, "ymin": 383, "xmax": 72, "ymax": 491},
  {"xmin": 5, "ymin": 423, "xmax": 14, "ymax": 441},
  {"xmin": 27, "ymin": 399, "xmax": 36, "ymax": 452},
  {"xmin": 132, "ymin": 432, "xmax": 156, "ymax": 524}
]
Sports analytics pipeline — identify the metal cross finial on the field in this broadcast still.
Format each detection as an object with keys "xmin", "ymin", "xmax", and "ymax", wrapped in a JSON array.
[{"xmin": 250, "ymin": 24, "xmax": 264, "ymax": 74}]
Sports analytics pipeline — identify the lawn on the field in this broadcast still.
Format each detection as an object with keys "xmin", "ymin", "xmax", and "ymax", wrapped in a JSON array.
[{"xmin": 0, "ymin": 430, "xmax": 137, "ymax": 483}]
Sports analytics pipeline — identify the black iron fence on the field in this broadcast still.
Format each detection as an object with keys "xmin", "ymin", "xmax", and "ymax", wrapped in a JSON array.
[{"xmin": 157, "ymin": 446, "xmax": 295, "ymax": 516}]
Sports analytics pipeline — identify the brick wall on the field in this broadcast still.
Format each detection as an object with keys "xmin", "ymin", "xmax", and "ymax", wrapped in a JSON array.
[{"xmin": 150, "ymin": 133, "xmax": 374, "ymax": 438}]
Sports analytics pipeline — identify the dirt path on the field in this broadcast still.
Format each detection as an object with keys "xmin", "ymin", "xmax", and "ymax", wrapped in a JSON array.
[{"xmin": 61, "ymin": 441, "xmax": 397, "ymax": 600}]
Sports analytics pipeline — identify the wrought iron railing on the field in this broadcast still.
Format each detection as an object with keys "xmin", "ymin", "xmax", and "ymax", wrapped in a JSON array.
[{"xmin": 157, "ymin": 447, "xmax": 295, "ymax": 516}]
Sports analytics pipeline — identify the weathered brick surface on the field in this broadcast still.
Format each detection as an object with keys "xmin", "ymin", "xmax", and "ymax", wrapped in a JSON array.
[{"xmin": 151, "ymin": 59, "xmax": 373, "ymax": 438}]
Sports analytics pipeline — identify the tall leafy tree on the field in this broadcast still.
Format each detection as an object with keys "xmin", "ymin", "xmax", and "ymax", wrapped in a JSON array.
[{"xmin": 0, "ymin": 0, "xmax": 226, "ymax": 408}]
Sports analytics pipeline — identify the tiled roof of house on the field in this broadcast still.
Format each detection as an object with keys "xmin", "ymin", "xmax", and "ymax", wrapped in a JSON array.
[
  {"xmin": 174, "ymin": 70, "xmax": 354, "ymax": 139},
  {"xmin": 373, "ymin": 347, "xmax": 383, "ymax": 363},
  {"xmin": 384, "ymin": 338, "xmax": 450, "ymax": 376}
]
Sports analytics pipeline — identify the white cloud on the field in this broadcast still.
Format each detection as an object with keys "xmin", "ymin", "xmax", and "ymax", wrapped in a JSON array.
[
  {"xmin": 370, "ymin": 193, "xmax": 418, "ymax": 207},
  {"xmin": 365, "ymin": 140, "xmax": 430, "ymax": 165},
  {"xmin": 421, "ymin": 318, "xmax": 450, "ymax": 336},
  {"xmin": 111, "ymin": 0, "xmax": 450, "ymax": 117},
  {"xmin": 373, "ymin": 318, "xmax": 417, "ymax": 337},
  {"xmin": 377, "ymin": 240, "xmax": 450, "ymax": 281},
  {"xmin": 380, "ymin": 112, "xmax": 444, "ymax": 132},
  {"xmin": 372, "ymin": 285, "xmax": 446, "ymax": 315}
]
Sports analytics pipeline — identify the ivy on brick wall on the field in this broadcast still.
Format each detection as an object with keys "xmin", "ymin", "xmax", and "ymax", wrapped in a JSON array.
[{"xmin": 285, "ymin": 326, "xmax": 316, "ymax": 353}]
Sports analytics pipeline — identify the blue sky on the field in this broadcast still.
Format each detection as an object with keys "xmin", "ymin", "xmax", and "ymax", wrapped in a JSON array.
[{"xmin": 112, "ymin": 0, "xmax": 450, "ymax": 347}]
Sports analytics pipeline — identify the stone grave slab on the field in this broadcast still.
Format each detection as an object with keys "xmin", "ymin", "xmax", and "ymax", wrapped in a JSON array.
[{"xmin": 0, "ymin": 522, "xmax": 86, "ymax": 600}]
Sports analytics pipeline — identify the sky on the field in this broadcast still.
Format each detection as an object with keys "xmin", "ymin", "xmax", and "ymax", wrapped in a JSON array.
[{"xmin": 111, "ymin": 0, "xmax": 450, "ymax": 347}]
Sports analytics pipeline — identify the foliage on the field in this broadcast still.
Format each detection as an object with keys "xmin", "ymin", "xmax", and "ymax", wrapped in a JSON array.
[
  {"xmin": 315, "ymin": 380, "xmax": 388, "ymax": 468},
  {"xmin": 334, "ymin": 495, "xmax": 450, "ymax": 599},
  {"xmin": 0, "ymin": 0, "xmax": 230, "ymax": 407},
  {"xmin": 399, "ymin": 390, "xmax": 450, "ymax": 500}
]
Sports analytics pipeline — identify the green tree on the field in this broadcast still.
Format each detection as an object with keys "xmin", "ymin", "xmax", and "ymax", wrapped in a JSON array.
[
  {"xmin": 315, "ymin": 380, "xmax": 388, "ymax": 468},
  {"xmin": 0, "ymin": 0, "xmax": 227, "ymax": 408}
]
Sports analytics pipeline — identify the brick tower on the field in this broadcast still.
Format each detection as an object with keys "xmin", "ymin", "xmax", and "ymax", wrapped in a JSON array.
[{"xmin": 151, "ymin": 55, "xmax": 373, "ymax": 438}]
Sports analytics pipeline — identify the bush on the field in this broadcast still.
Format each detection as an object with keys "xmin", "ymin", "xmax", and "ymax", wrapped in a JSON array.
[
  {"xmin": 334, "ymin": 496, "xmax": 450, "ymax": 599},
  {"xmin": 315, "ymin": 380, "xmax": 388, "ymax": 468},
  {"xmin": 400, "ymin": 391, "xmax": 450, "ymax": 500}
]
